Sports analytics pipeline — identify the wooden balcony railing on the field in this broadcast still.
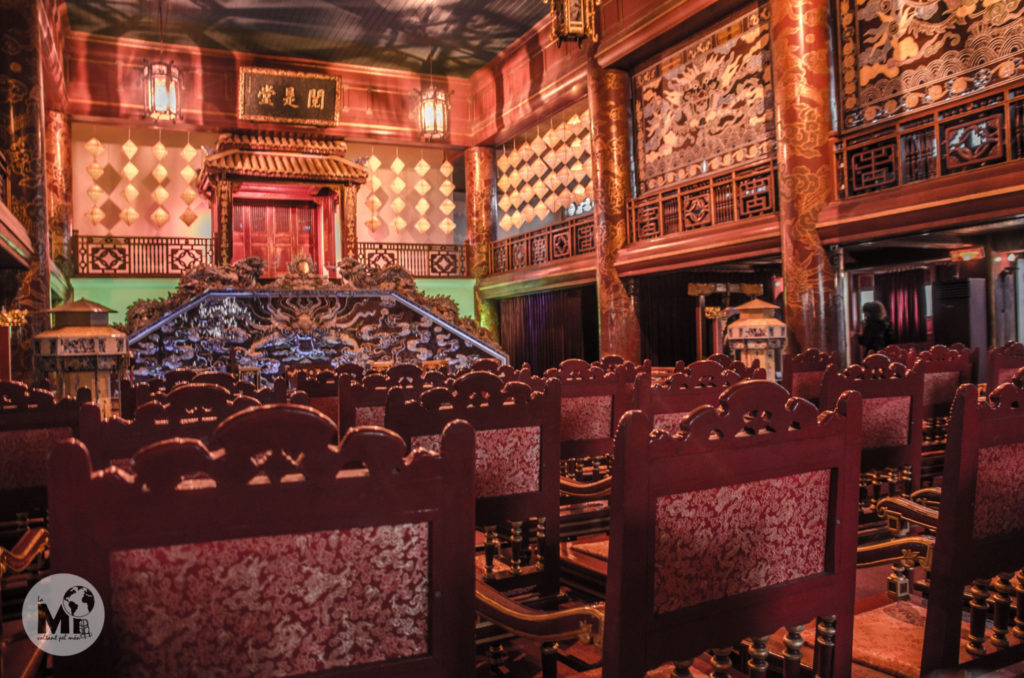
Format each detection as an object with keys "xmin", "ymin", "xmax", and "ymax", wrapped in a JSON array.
[
  {"xmin": 487, "ymin": 213, "xmax": 596, "ymax": 275},
  {"xmin": 836, "ymin": 82, "xmax": 1024, "ymax": 198},
  {"xmin": 73, "ymin": 234, "xmax": 213, "ymax": 277},
  {"xmin": 627, "ymin": 161, "xmax": 778, "ymax": 243},
  {"xmin": 357, "ymin": 242, "xmax": 467, "ymax": 278}
]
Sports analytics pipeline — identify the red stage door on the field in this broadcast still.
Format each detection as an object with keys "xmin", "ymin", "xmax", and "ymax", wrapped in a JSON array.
[{"xmin": 232, "ymin": 200, "xmax": 318, "ymax": 278}]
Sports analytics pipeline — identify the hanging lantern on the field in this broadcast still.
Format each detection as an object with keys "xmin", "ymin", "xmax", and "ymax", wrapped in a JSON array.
[
  {"xmin": 142, "ymin": 61, "xmax": 182, "ymax": 121},
  {"xmin": 416, "ymin": 86, "xmax": 451, "ymax": 141},
  {"xmin": 543, "ymin": 0, "xmax": 601, "ymax": 45}
]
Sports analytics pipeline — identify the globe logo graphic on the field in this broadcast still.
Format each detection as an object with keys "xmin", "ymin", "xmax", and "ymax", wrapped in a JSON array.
[
  {"xmin": 61, "ymin": 586, "xmax": 96, "ymax": 618},
  {"xmin": 23, "ymin": 573, "xmax": 105, "ymax": 656}
]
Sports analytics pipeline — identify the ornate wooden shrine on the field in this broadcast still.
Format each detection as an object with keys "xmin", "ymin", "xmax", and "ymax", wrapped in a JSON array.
[
  {"xmin": 199, "ymin": 131, "xmax": 367, "ymax": 279},
  {"xmin": 125, "ymin": 257, "xmax": 506, "ymax": 379}
]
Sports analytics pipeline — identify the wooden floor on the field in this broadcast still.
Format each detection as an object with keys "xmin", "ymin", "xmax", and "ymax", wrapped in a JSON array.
[{"xmin": 474, "ymin": 564, "xmax": 1024, "ymax": 677}]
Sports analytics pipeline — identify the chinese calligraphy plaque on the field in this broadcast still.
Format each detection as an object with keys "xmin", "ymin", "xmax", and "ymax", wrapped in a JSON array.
[{"xmin": 238, "ymin": 67, "xmax": 340, "ymax": 126}]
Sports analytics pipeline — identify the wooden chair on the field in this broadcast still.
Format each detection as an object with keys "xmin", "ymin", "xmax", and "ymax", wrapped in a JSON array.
[
  {"xmin": 1, "ymin": 527, "xmax": 49, "ymax": 678},
  {"xmin": 700, "ymin": 352, "xmax": 766, "ymax": 380},
  {"xmin": 878, "ymin": 344, "xmax": 915, "ymax": 367},
  {"xmin": 486, "ymin": 381, "xmax": 862, "ymax": 677},
  {"xmin": 0, "ymin": 382, "xmax": 89, "ymax": 523},
  {"xmin": 781, "ymin": 348, "xmax": 838, "ymax": 405},
  {"xmin": 338, "ymin": 364, "xmax": 433, "ymax": 433},
  {"xmin": 49, "ymin": 404, "xmax": 476, "ymax": 677},
  {"xmin": 293, "ymin": 368, "xmax": 341, "ymax": 427},
  {"xmin": 820, "ymin": 354, "xmax": 924, "ymax": 514},
  {"xmin": 543, "ymin": 359, "xmax": 635, "ymax": 477},
  {"xmin": 120, "ymin": 372, "xmax": 286, "ymax": 417},
  {"xmin": 910, "ymin": 344, "xmax": 973, "ymax": 450},
  {"xmin": 189, "ymin": 370, "xmax": 237, "ymax": 389},
  {"xmin": 987, "ymin": 340, "xmax": 1024, "ymax": 390},
  {"xmin": 635, "ymin": 359, "xmax": 744, "ymax": 432},
  {"xmin": 465, "ymin": 358, "xmax": 535, "ymax": 384},
  {"xmin": 592, "ymin": 355, "xmax": 651, "ymax": 381},
  {"xmin": 335, "ymin": 361, "xmax": 364, "ymax": 380},
  {"xmin": 162, "ymin": 368, "xmax": 197, "ymax": 389},
  {"xmin": 79, "ymin": 382, "xmax": 262, "ymax": 468},
  {"xmin": 386, "ymin": 371, "xmax": 562, "ymax": 597},
  {"xmin": 849, "ymin": 369, "xmax": 1024, "ymax": 676},
  {"xmin": 560, "ymin": 360, "xmax": 746, "ymax": 594}
]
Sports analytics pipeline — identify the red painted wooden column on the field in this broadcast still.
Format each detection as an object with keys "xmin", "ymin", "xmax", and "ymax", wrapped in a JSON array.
[
  {"xmin": 770, "ymin": 0, "xmax": 842, "ymax": 354},
  {"xmin": 587, "ymin": 63, "xmax": 641, "ymax": 362},
  {"xmin": 1, "ymin": 0, "xmax": 52, "ymax": 378},
  {"xmin": 465, "ymin": 146, "xmax": 499, "ymax": 336},
  {"xmin": 41, "ymin": 0, "xmax": 72, "ymax": 277}
]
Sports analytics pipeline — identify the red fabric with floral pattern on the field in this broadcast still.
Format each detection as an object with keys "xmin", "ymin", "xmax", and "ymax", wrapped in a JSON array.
[
  {"xmin": 0, "ymin": 427, "xmax": 71, "ymax": 490},
  {"xmin": 560, "ymin": 396, "xmax": 613, "ymax": 441},
  {"xmin": 862, "ymin": 396, "xmax": 911, "ymax": 449},
  {"xmin": 354, "ymin": 405, "xmax": 385, "ymax": 426},
  {"xmin": 652, "ymin": 412, "xmax": 690, "ymax": 432},
  {"xmin": 922, "ymin": 371, "xmax": 960, "ymax": 408},
  {"xmin": 653, "ymin": 469, "xmax": 830, "ymax": 614},
  {"xmin": 973, "ymin": 442, "xmax": 1024, "ymax": 540},
  {"xmin": 790, "ymin": 371, "xmax": 825, "ymax": 400},
  {"xmin": 108, "ymin": 523, "xmax": 429, "ymax": 676},
  {"xmin": 413, "ymin": 426, "xmax": 540, "ymax": 498}
]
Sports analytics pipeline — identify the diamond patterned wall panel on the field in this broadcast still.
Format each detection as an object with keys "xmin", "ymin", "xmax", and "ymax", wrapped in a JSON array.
[{"xmin": 495, "ymin": 110, "xmax": 592, "ymax": 232}]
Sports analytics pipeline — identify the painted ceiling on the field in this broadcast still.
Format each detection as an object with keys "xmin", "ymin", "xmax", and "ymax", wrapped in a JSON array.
[{"xmin": 64, "ymin": 0, "xmax": 549, "ymax": 77}]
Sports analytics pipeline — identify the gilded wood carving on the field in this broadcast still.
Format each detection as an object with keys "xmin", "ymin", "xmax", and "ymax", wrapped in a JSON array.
[
  {"xmin": 633, "ymin": 4, "xmax": 774, "ymax": 193},
  {"xmin": 837, "ymin": 0, "xmax": 1024, "ymax": 128}
]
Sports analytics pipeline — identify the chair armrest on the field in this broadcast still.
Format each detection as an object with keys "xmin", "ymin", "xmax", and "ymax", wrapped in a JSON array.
[
  {"xmin": 475, "ymin": 580, "xmax": 604, "ymax": 646},
  {"xmin": 857, "ymin": 534, "xmax": 934, "ymax": 571},
  {"xmin": 909, "ymin": 487, "xmax": 942, "ymax": 509},
  {"xmin": 876, "ymin": 496, "xmax": 939, "ymax": 532},
  {"xmin": 0, "ymin": 528, "xmax": 49, "ymax": 576},
  {"xmin": 560, "ymin": 475, "xmax": 612, "ymax": 499}
]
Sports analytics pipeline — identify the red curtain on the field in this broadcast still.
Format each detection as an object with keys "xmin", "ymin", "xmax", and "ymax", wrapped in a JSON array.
[
  {"xmin": 874, "ymin": 269, "xmax": 927, "ymax": 343},
  {"xmin": 498, "ymin": 286, "xmax": 598, "ymax": 372}
]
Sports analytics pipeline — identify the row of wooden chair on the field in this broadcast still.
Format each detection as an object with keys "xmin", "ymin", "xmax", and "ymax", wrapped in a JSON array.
[{"xmin": 30, "ymin": 366, "xmax": 1024, "ymax": 676}]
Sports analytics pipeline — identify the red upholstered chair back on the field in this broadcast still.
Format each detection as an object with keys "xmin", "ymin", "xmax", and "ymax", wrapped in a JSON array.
[
  {"xmin": 602, "ymin": 382, "xmax": 861, "ymax": 677},
  {"xmin": 338, "ymin": 366, "xmax": 434, "ymax": 433},
  {"xmin": 633, "ymin": 360, "xmax": 743, "ymax": 433},
  {"xmin": 910, "ymin": 344, "xmax": 973, "ymax": 420},
  {"xmin": 79, "ymin": 383, "xmax": 262, "ymax": 468},
  {"xmin": 820, "ymin": 354, "xmax": 924, "ymax": 486},
  {"xmin": 48, "ymin": 405, "xmax": 475, "ymax": 677},
  {"xmin": 782, "ymin": 348, "xmax": 838, "ymax": 404},
  {"xmin": 544, "ymin": 358, "xmax": 636, "ymax": 462},
  {"xmin": 0, "ymin": 381, "xmax": 88, "ymax": 519},
  {"xmin": 986, "ymin": 340, "xmax": 1024, "ymax": 389},
  {"xmin": 386, "ymin": 371, "xmax": 561, "ymax": 595},
  {"xmin": 919, "ymin": 369, "xmax": 1024, "ymax": 675}
]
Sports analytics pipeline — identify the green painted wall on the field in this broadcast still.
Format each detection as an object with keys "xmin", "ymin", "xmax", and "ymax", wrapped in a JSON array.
[
  {"xmin": 70, "ymin": 277, "xmax": 179, "ymax": 325},
  {"xmin": 71, "ymin": 276, "xmax": 477, "ymax": 326},
  {"xmin": 414, "ymin": 278, "xmax": 475, "ymax": 319}
]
